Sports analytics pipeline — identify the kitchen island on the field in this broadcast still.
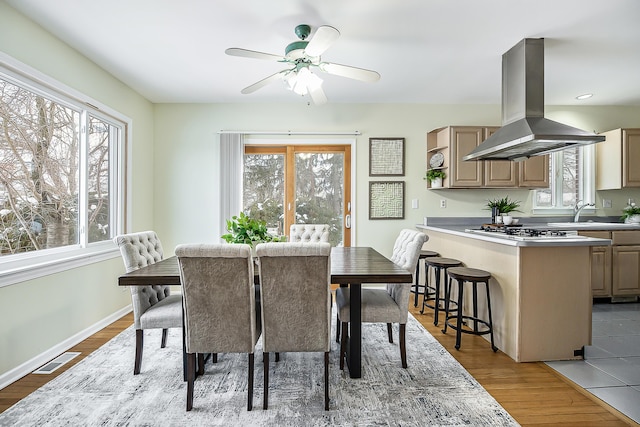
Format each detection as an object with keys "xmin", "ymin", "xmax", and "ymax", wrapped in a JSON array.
[{"xmin": 416, "ymin": 223, "xmax": 611, "ymax": 362}]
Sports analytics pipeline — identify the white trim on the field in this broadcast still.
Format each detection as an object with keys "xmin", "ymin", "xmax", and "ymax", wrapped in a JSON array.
[{"xmin": 0, "ymin": 305, "xmax": 132, "ymax": 390}]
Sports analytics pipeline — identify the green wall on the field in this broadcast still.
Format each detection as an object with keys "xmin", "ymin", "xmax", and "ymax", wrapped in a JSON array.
[{"xmin": 0, "ymin": 2, "xmax": 154, "ymax": 379}]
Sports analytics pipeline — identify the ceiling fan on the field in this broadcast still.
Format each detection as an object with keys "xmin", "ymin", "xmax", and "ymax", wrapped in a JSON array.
[{"xmin": 225, "ymin": 24, "xmax": 380, "ymax": 105}]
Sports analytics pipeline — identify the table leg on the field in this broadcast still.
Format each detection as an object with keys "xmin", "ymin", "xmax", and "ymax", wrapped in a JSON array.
[{"xmin": 346, "ymin": 283, "xmax": 362, "ymax": 378}]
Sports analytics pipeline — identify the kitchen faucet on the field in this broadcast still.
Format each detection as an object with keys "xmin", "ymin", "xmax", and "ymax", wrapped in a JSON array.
[{"xmin": 574, "ymin": 200, "xmax": 595, "ymax": 222}]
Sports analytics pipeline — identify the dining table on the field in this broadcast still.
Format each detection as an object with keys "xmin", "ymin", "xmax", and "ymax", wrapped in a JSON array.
[{"xmin": 117, "ymin": 246, "xmax": 413, "ymax": 379}]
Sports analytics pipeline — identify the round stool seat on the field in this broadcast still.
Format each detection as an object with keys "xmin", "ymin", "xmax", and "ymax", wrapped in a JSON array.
[
  {"xmin": 425, "ymin": 257, "xmax": 462, "ymax": 268},
  {"xmin": 419, "ymin": 250, "xmax": 439, "ymax": 258},
  {"xmin": 447, "ymin": 267, "xmax": 491, "ymax": 281}
]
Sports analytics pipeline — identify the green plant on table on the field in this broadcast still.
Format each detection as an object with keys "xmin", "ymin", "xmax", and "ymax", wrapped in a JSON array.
[
  {"xmin": 424, "ymin": 169, "xmax": 446, "ymax": 182},
  {"xmin": 486, "ymin": 196, "xmax": 521, "ymax": 214},
  {"xmin": 221, "ymin": 212, "xmax": 286, "ymax": 246}
]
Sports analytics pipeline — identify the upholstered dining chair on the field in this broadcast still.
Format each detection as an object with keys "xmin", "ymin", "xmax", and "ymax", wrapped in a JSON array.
[
  {"xmin": 256, "ymin": 242, "xmax": 332, "ymax": 410},
  {"xmin": 114, "ymin": 231, "xmax": 183, "ymax": 375},
  {"xmin": 289, "ymin": 223, "xmax": 330, "ymax": 243},
  {"xmin": 175, "ymin": 243, "xmax": 260, "ymax": 411},
  {"xmin": 335, "ymin": 229, "xmax": 427, "ymax": 369}
]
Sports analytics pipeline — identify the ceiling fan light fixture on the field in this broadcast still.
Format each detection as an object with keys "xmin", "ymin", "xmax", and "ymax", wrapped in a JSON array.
[{"xmin": 286, "ymin": 67, "xmax": 323, "ymax": 96}]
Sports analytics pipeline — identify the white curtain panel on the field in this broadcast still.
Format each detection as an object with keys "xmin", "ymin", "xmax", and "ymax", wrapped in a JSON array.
[{"xmin": 219, "ymin": 133, "xmax": 244, "ymax": 241}]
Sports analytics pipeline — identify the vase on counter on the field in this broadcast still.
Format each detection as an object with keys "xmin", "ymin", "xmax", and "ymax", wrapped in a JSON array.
[
  {"xmin": 491, "ymin": 207, "xmax": 499, "ymax": 224},
  {"xmin": 626, "ymin": 214, "xmax": 640, "ymax": 224}
]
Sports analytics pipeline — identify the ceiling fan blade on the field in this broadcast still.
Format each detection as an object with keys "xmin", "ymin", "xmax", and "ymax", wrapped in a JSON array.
[
  {"xmin": 319, "ymin": 62, "xmax": 381, "ymax": 83},
  {"xmin": 225, "ymin": 48, "xmax": 285, "ymax": 62},
  {"xmin": 309, "ymin": 84, "xmax": 328, "ymax": 105},
  {"xmin": 241, "ymin": 71, "xmax": 287, "ymax": 94},
  {"xmin": 304, "ymin": 25, "xmax": 340, "ymax": 57}
]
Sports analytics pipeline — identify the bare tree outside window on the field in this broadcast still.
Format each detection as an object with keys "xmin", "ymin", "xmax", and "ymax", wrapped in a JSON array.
[{"xmin": 0, "ymin": 77, "xmax": 117, "ymax": 255}]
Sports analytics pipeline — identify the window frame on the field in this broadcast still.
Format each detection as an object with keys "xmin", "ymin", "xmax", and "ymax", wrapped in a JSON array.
[
  {"xmin": 532, "ymin": 145, "xmax": 596, "ymax": 215},
  {"xmin": 0, "ymin": 52, "xmax": 129, "ymax": 287}
]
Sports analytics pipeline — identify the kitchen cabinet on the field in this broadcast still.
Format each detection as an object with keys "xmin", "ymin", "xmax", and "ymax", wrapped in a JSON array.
[
  {"xmin": 579, "ymin": 231, "xmax": 612, "ymax": 297},
  {"xmin": 612, "ymin": 230, "xmax": 640, "ymax": 296},
  {"xmin": 427, "ymin": 126, "xmax": 548, "ymax": 189},
  {"xmin": 596, "ymin": 128, "xmax": 640, "ymax": 190},
  {"xmin": 579, "ymin": 230, "xmax": 640, "ymax": 298}
]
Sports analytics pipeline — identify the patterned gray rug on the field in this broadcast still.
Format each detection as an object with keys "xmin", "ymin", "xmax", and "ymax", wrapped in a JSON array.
[{"xmin": 0, "ymin": 313, "xmax": 518, "ymax": 426}]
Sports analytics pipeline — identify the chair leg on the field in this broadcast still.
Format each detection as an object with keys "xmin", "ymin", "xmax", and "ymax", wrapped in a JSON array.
[
  {"xmin": 161, "ymin": 328, "xmax": 168, "ymax": 348},
  {"xmin": 212, "ymin": 353, "xmax": 218, "ymax": 363},
  {"xmin": 339, "ymin": 322, "xmax": 348, "ymax": 370},
  {"xmin": 134, "ymin": 329, "xmax": 143, "ymax": 375},
  {"xmin": 275, "ymin": 352, "xmax": 280, "ymax": 362},
  {"xmin": 247, "ymin": 353, "xmax": 254, "ymax": 411},
  {"xmin": 263, "ymin": 352, "xmax": 269, "ymax": 410},
  {"xmin": 324, "ymin": 351, "xmax": 330, "ymax": 411},
  {"xmin": 399, "ymin": 323, "xmax": 407, "ymax": 368},
  {"xmin": 387, "ymin": 323, "xmax": 393, "ymax": 343},
  {"xmin": 197, "ymin": 353, "xmax": 205, "ymax": 375},
  {"xmin": 186, "ymin": 352, "xmax": 196, "ymax": 411},
  {"xmin": 335, "ymin": 312, "xmax": 341, "ymax": 343}
]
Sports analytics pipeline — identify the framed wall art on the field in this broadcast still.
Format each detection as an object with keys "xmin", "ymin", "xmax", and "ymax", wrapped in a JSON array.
[
  {"xmin": 369, "ymin": 181, "xmax": 405, "ymax": 220},
  {"xmin": 369, "ymin": 137, "xmax": 405, "ymax": 176}
]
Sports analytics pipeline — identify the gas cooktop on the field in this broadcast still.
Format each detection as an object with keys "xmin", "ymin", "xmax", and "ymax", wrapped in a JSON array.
[{"xmin": 465, "ymin": 227, "xmax": 583, "ymax": 241}]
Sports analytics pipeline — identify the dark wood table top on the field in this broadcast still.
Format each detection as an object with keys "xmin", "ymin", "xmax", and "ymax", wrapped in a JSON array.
[{"xmin": 118, "ymin": 246, "xmax": 412, "ymax": 286}]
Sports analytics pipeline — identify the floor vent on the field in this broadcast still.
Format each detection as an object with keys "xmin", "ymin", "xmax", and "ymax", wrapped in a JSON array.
[{"xmin": 32, "ymin": 352, "xmax": 81, "ymax": 374}]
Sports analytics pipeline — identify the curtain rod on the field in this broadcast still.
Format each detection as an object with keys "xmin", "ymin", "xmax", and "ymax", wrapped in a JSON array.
[{"xmin": 219, "ymin": 130, "xmax": 361, "ymax": 136}]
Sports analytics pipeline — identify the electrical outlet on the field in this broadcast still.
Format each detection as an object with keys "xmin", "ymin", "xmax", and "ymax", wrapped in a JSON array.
[
  {"xmin": 603, "ymin": 199, "xmax": 612, "ymax": 208},
  {"xmin": 440, "ymin": 199, "xmax": 446, "ymax": 208}
]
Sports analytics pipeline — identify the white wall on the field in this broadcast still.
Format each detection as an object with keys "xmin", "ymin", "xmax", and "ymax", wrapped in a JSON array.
[{"xmin": 0, "ymin": 3, "xmax": 155, "ymax": 379}]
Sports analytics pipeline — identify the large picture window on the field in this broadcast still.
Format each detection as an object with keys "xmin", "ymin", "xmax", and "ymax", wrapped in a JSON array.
[{"xmin": 0, "ymin": 57, "xmax": 126, "ymax": 285}]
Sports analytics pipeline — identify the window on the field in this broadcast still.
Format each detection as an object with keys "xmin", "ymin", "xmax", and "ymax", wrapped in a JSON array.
[
  {"xmin": 534, "ymin": 146, "xmax": 595, "ymax": 212},
  {"xmin": 0, "ymin": 56, "xmax": 126, "ymax": 285}
]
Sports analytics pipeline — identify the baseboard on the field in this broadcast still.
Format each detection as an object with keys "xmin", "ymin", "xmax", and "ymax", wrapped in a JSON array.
[{"xmin": 0, "ymin": 305, "xmax": 132, "ymax": 390}]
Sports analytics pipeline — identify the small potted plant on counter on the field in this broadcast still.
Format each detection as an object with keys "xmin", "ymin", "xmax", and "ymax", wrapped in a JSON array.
[
  {"xmin": 424, "ymin": 169, "xmax": 446, "ymax": 188},
  {"xmin": 486, "ymin": 196, "xmax": 521, "ymax": 225},
  {"xmin": 621, "ymin": 202, "xmax": 640, "ymax": 224}
]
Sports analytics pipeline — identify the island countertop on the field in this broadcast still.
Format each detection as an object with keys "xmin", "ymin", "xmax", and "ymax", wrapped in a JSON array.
[{"xmin": 416, "ymin": 224, "xmax": 612, "ymax": 247}]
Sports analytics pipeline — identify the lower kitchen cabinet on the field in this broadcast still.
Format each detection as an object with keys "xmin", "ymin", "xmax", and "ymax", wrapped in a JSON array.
[{"xmin": 581, "ymin": 230, "xmax": 640, "ymax": 298}]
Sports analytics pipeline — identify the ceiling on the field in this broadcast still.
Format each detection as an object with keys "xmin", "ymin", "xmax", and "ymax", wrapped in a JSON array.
[{"xmin": 6, "ymin": 0, "xmax": 640, "ymax": 106}]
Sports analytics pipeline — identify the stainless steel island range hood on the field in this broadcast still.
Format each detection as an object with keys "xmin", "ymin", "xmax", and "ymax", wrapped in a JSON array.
[{"xmin": 463, "ymin": 38, "xmax": 604, "ymax": 162}]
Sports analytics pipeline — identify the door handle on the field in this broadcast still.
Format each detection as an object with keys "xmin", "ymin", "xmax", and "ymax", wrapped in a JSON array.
[{"xmin": 345, "ymin": 214, "xmax": 351, "ymax": 229}]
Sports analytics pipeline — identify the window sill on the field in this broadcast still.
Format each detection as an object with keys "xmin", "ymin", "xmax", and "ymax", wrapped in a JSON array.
[{"xmin": 0, "ymin": 242, "xmax": 120, "ymax": 288}]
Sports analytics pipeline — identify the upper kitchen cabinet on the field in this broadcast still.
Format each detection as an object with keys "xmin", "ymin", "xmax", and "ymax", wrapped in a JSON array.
[
  {"xmin": 596, "ymin": 128, "xmax": 640, "ymax": 190},
  {"xmin": 426, "ymin": 126, "xmax": 548, "ymax": 189}
]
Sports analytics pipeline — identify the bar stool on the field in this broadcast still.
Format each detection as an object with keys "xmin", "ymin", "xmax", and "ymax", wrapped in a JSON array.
[
  {"xmin": 411, "ymin": 250, "xmax": 439, "ymax": 307},
  {"xmin": 420, "ymin": 257, "xmax": 461, "ymax": 325},
  {"xmin": 442, "ymin": 267, "xmax": 498, "ymax": 352}
]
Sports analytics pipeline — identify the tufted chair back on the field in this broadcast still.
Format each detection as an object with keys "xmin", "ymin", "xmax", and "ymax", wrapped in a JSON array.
[
  {"xmin": 386, "ymin": 229, "xmax": 428, "ymax": 323},
  {"xmin": 289, "ymin": 224, "xmax": 330, "ymax": 243},
  {"xmin": 114, "ymin": 231, "xmax": 172, "ymax": 329}
]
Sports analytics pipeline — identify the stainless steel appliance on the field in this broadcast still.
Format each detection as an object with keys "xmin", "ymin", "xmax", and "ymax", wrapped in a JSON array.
[{"xmin": 465, "ymin": 227, "xmax": 584, "ymax": 241}]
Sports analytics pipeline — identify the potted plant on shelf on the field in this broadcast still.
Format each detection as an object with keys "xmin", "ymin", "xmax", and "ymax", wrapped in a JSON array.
[
  {"xmin": 424, "ymin": 169, "xmax": 446, "ymax": 188},
  {"xmin": 486, "ymin": 196, "xmax": 521, "ymax": 224},
  {"xmin": 221, "ymin": 212, "xmax": 286, "ymax": 249},
  {"xmin": 621, "ymin": 203, "xmax": 640, "ymax": 224}
]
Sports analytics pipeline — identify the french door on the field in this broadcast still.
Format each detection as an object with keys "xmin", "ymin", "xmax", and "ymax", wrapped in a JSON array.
[{"xmin": 243, "ymin": 144, "xmax": 351, "ymax": 246}]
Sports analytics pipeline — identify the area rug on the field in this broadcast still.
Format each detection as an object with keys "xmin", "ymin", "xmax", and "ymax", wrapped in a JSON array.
[{"xmin": 0, "ymin": 313, "xmax": 518, "ymax": 426}]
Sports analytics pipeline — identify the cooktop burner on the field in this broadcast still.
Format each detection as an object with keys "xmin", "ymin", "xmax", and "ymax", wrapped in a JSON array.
[{"xmin": 465, "ymin": 227, "xmax": 582, "ymax": 241}]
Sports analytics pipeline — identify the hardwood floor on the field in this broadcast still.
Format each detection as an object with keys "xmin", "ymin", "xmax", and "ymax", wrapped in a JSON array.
[{"xmin": 0, "ymin": 304, "xmax": 637, "ymax": 426}]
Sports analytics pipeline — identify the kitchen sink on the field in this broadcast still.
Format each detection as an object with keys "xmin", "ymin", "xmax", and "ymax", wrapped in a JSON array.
[{"xmin": 547, "ymin": 222, "xmax": 638, "ymax": 229}]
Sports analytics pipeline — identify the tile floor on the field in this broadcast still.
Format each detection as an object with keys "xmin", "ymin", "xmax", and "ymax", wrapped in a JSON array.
[{"xmin": 546, "ymin": 301, "xmax": 640, "ymax": 424}]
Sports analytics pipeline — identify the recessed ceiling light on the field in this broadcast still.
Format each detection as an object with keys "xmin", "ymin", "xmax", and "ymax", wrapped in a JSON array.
[{"xmin": 575, "ymin": 93, "xmax": 593, "ymax": 100}]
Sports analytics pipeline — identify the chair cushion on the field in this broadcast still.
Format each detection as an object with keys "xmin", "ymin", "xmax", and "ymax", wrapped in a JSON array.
[
  {"xmin": 138, "ymin": 294, "xmax": 183, "ymax": 330},
  {"xmin": 335, "ymin": 287, "xmax": 403, "ymax": 324}
]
